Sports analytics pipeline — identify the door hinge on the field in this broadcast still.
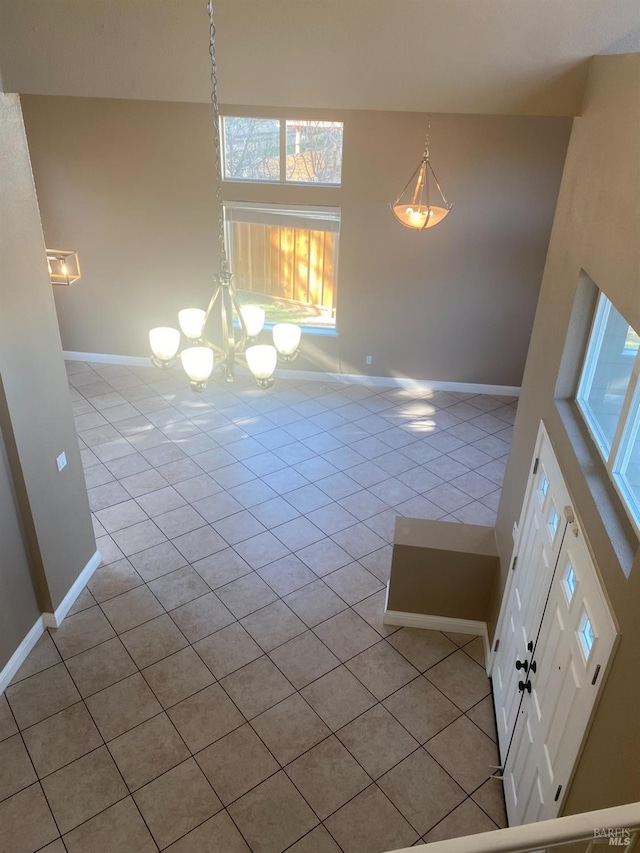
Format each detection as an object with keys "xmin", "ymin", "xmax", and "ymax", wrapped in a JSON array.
[
  {"xmin": 511, "ymin": 556, "xmax": 518, "ymax": 571},
  {"xmin": 494, "ymin": 640, "xmax": 500, "ymax": 652},
  {"xmin": 554, "ymin": 784, "xmax": 562, "ymax": 802},
  {"xmin": 533, "ymin": 457, "xmax": 539, "ymax": 475},
  {"xmin": 592, "ymin": 664, "xmax": 601, "ymax": 686}
]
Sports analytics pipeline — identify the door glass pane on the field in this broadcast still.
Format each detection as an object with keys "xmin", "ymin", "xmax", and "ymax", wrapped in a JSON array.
[
  {"xmin": 285, "ymin": 120, "xmax": 343, "ymax": 185},
  {"xmin": 578, "ymin": 611, "xmax": 595, "ymax": 662},
  {"xmin": 577, "ymin": 296, "xmax": 637, "ymax": 455},
  {"xmin": 222, "ymin": 118, "xmax": 281, "ymax": 181},
  {"xmin": 562, "ymin": 563, "xmax": 577, "ymax": 606}
]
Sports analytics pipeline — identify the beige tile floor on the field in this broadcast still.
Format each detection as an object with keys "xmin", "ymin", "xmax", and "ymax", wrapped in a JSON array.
[{"xmin": 1, "ymin": 362, "xmax": 513, "ymax": 853}]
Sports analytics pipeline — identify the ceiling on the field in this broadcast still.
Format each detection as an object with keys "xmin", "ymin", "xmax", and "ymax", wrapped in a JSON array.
[{"xmin": 1, "ymin": 1, "xmax": 639, "ymax": 116}]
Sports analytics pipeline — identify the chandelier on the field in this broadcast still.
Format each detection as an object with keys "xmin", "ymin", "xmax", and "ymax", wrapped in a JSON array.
[
  {"xmin": 391, "ymin": 118, "xmax": 452, "ymax": 230},
  {"xmin": 148, "ymin": 1, "xmax": 301, "ymax": 391}
]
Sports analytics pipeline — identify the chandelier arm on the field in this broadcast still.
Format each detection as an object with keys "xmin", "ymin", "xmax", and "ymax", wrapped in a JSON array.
[
  {"xmin": 203, "ymin": 280, "xmax": 222, "ymax": 327},
  {"xmin": 426, "ymin": 160, "xmax": 451, "ymax": 208},
  {"xmin": 230, "ymin": 287, "xmax": 249, "ymax": 353},
  {"xmin": 203, "ymin": 339, "xmax": 226, "ymax": 357},
  {"xmin": 219, "ymin": 278, "xmax": 237, "ymax": 381}
]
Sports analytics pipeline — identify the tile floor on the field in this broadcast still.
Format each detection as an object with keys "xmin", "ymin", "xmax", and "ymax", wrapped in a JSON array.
[{"xmin": 1, "ymin": 362, "xmax": 514, "ymax": 853}]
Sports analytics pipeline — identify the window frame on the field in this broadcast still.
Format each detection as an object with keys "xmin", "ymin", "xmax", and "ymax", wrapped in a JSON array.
[
  {"xmin": 220, "ymin": 117, "xmax": 344, "ymax": 187},
  {"xmin": 576, "ymin": 291, "xmax": 640, "ymax": 534}
]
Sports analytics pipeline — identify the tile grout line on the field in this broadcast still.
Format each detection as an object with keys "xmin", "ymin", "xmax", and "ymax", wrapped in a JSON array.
[{"xmin": 7, "ymin": 362, "xmax": 511, "ymax": 849}]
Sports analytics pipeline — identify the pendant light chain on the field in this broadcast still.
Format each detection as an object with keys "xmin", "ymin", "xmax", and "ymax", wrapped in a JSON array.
[
  {"xmin": 207, "ymin": 0, "xmax": 229, "ymax": 278},
  {"xmin": 423, "ymin": 116, "xmax": 431, "ymax": 161}
]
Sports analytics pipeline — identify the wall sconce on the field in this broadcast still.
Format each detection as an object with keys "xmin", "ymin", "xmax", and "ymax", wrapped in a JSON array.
[{"xmin": 46, "ymin": 249, "xmax": 81, "ymax": 286}]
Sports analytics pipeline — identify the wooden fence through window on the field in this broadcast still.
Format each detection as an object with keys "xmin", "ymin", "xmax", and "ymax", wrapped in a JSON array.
[{"xmin": 230, "ymin": 221, "xmax": 337, "ymax": 314}]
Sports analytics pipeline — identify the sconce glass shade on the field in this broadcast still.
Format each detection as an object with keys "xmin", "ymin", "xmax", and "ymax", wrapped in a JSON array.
[
  {"xmin": 273, "ymin": 323, "xmax": 302, "ymax": 357},
  {"xmin": 181, "ymin": 347, "xmax": 214, "ymax": 385},
  {"xmin": 246, "ymin": 345, "xmax": 278, "ymax": 385},
  {"xmin": 392, "ymin": 157, "xmax": 452, "ymax": 231},
  {"xmin": 46, "ymin": 249, "xmax": 81, "ymax": 285},
  {"xmin": 240, "ymin": 306, "xmax": 266, "ymax": 339},
  {"xmin": 149, "ymin": 327, "xmax": 180, "ymax": 362},
  {"xmin": 178, "ymin": 309, "xmax": 207, "ymax": 341}
]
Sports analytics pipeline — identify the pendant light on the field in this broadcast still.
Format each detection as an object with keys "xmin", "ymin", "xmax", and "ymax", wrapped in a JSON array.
[{"xmin": 391, "ymin": 118, "xmax": 452, "ymax": 231}]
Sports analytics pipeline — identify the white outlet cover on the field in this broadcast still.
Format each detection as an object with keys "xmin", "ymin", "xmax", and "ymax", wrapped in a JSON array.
[{"xmin": 56, "ymin": 451, "xmax": 67, "ymax": 472}]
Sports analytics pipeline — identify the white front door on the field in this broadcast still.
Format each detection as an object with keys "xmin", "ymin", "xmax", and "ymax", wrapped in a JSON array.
[
  {"xmin": 492, "ymin": 426, "xmax": 570, "ymax": 761},
  {"xmin": 491, "ymin": 423, "xmax": 619, "ymax": 826},
  {"xmin": 503, "ymin": 519, "xmax": 618, "ymax": 823}
]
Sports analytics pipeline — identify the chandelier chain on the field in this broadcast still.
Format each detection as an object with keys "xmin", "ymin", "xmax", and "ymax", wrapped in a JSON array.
[{"xmin": 207, "ymin": 0, "xmax": 229, "ymax": 277}]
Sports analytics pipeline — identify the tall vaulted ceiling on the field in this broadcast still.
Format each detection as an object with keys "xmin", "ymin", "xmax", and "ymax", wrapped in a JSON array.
[{"xmin": 1, "ymin": 1, "xmax": 639, "ymax": 115}]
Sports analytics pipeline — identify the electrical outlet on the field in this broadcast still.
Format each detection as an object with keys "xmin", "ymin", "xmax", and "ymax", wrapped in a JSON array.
[
  {"xmin": 56, "ymin": 451, "xmax": 67, "ymax": 472},
  {"xmin": 365, "ymin": 355, "xmax": 373, "ymax": 365}
]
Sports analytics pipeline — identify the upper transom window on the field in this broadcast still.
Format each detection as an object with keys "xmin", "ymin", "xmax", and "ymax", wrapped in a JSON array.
[
  {"xmin": 221, "ymin": 118, "xmax": 344, "ymax": 186},
  {"xmin": 576, "ymin": 292, "xmax": 640, "ymax": 533}
]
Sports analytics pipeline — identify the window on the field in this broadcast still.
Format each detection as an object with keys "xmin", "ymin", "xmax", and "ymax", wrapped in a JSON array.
[
  {"xmin": 562, "ymin": 563, "xmax": 577, "ymax": 606},
  {"xmin": 221, "ymin": 118, "xmax": 343, "ymax": 185},
  {"xmin": 578, "ymin": 610, "xmax": 595, "ymax": 662},
  {"xmin": 577, "ymin": 292, "xmax": 640, "ymax": 531},
  {"xmin": 224, "ymin": 202, "xmax": 340, "ymax": 329}
]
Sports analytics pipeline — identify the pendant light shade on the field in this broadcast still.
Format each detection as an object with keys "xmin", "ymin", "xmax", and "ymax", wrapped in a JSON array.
[
  {"xmin": 273, "ymin": 323, "xmax": 302, "ymax": 360},
  {"xmin": 240, "ymin": 305, "xmax": 266, "ymax": 339},
  {"xmin": 178, "ymin": 309, "xmax": 206, "ymax": 341},
  {"xmin": 181, "ymin": 346, "xmax": 214, "ymax": 390},
  {"xmin": 246, "ymin": 345, "xmax": 278, "ymax": 388},
  {"xmin": 149, "ymin": 327, "xmax": 181, "ymax": 364},
  {"xmin": 391, "ymin": 119, "xmax": 451, "ymax": 231}
]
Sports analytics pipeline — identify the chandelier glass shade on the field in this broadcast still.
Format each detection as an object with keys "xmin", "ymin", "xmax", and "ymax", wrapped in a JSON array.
[
  {"xmin": 148, "ymin": 0, "xmax": 301, "ymax": 391},
  {"xmin": 391, "ymin": 121, "xmax": 452, "ymax": 231}
]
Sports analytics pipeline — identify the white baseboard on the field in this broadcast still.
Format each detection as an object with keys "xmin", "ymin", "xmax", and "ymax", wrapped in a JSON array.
[
  {"xmin": 63, "ymin": 351, "xmax": 520, "ymax": 398},
  {"xmin": 279, "ymin": 369, "xmax": 520, "ymax": 397},
  {"xmin": 43, "ymin": 549, "xmax": 102, "ymax": 629},
  {"xmin": 64, "ymin": 351, "xmax": 150, "ymax": 368},
  {"xmin": 0, "ymin": 616, "xmax": 45, "ymax": 694},
  {"xmin": 383, "ymin": 594, "xmax": 491, "ymax": 673}
]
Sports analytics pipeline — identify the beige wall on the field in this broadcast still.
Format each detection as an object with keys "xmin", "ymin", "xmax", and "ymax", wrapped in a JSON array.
[
  {"xmin": 21, "ymin": 96, "xmax": 570, "ymax": 387},
  {"xmin": 0, "ymin": 94, "xmax": 96, "ymax": 620},
  {"xmin": 494, "ymin": 55, "xmax": 640, "ymax": 811},
  {"xmin": 387, "ymin": 518, "xmax": 499, "ymax": 621},
  {"xmin": 0, "ymin": 392, "xmax": 40, "ymax": 671}
]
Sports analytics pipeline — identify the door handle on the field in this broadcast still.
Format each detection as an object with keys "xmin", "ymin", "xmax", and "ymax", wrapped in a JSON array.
[
  {"xmin": 515, "ymin": 659, "xmax": 529, "ymax": 672},
  {"xmin": 518, "ymin": 680, "xmax": 532, "ymax": 694}
]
